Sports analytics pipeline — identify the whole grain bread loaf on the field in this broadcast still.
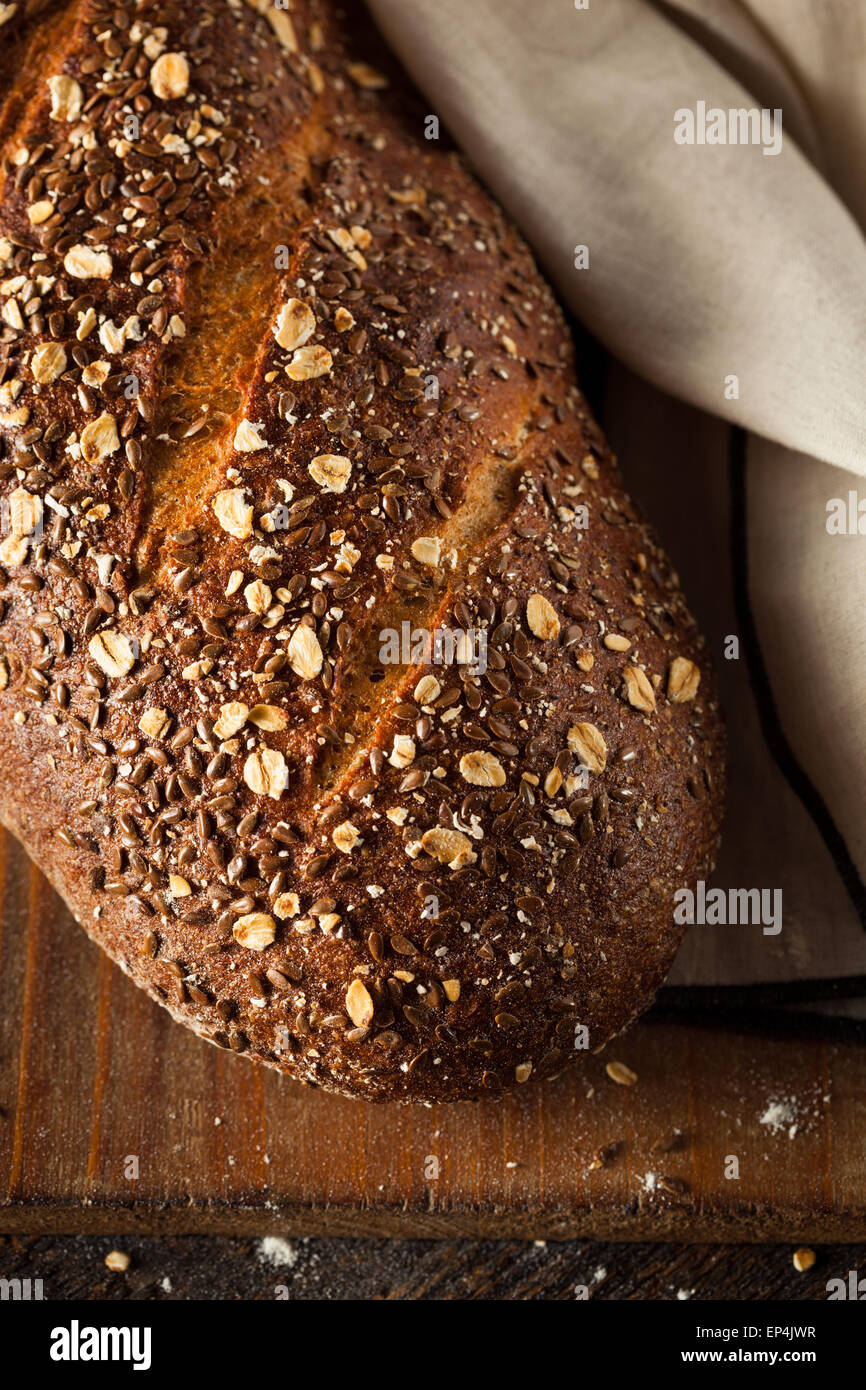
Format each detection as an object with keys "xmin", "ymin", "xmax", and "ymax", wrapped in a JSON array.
[{"xmin": 0, "ymin": 0, "xmax": 724, "ymax": 1101}]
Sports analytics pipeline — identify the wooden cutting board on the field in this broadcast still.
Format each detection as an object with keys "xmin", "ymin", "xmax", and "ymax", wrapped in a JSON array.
[{"xmin": 1, "ymin": 827, "xmax": 864, "ymax": 1240}]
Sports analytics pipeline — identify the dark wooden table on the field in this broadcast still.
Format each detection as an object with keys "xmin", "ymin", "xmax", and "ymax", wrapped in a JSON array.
[{"xmin": 2, "ymin": 1233, "xmax": 863, "ymax": 1300}]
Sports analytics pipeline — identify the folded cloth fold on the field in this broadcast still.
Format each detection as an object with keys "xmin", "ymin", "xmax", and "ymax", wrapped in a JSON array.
[{"xmin": 367, "ymin": 0, "xmax": 866, "ymax": 1009}]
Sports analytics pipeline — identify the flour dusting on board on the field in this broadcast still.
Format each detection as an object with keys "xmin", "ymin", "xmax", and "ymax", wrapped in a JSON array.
[
  {"xmin": 759, "ymin": 1095, "xmax": 803, "ymax": 1138},
  {"xmin": 257, "ymin": 1237, "xmax": 298, "ymax": 1269}
]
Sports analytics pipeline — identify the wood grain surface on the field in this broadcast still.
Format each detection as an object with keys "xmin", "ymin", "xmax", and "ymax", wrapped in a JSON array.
[
  {"xmin": 4, "ymin": 1233, "xmax": 865, "ymax": 1300},
  {"xmin": 1, "ymin": 828, "xmax": 865, "ymax": 1240}
]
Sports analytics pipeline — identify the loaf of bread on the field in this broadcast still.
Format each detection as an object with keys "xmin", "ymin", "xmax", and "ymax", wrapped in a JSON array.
[{"xmin": 0, "ymin": 0, "xmax": 724, "ymax": 1101}]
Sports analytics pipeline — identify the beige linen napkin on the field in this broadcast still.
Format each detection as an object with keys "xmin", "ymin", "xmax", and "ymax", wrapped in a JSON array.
[{"xmin": 367, "ymin": 0, "xmax": 866, "ymax": 1010}]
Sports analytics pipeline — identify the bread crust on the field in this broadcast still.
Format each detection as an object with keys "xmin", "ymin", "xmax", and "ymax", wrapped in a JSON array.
[{"xmin": 0, "ymin": 0, "xmax": 724, "ymax": 1101}]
